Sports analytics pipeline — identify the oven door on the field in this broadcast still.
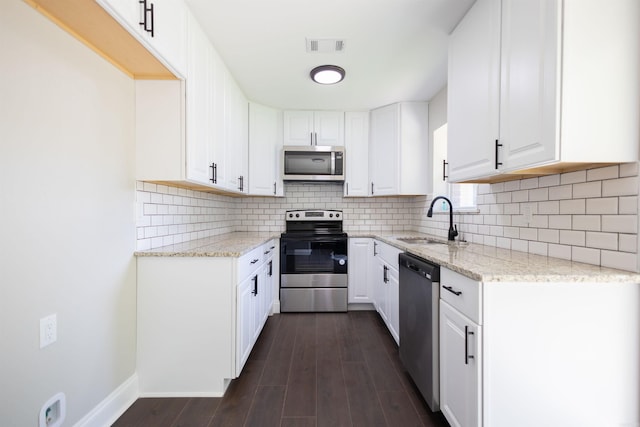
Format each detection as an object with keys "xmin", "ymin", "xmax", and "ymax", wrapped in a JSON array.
[{"xmin": 280, "ymin": 235, "xmax": 347, "ymax": 288}]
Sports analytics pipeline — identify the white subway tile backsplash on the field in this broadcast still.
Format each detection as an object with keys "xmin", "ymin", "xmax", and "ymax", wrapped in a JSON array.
[
  {"xmin": 602, "ymin": 177, "xmax": 639, "ymax": 197},
  {"xmin": 619, "ymin": 234, "xmax": 638, "ymax": 253},
  {"xmin": 548, "ymin": 215, "xmax": 572, "ymax": 230},
  {"xmin": 529, "ymin": 241, "xmax": 548, "ymax": 256},
  {"xmin": 572, "ymin": 215, "xmax": 601, "ymax": 231},
  {"xmin": 548, "ymin": 244, "xmax": 571, "ymax": 260},
  {"xmin": 587, "ymin": 165, "xmax": 618, "ymax": 181},
  {"xmin": 521, "ymin": 177, "xmax": 539, "ymax": 190},
  {"xmin": 511, "ymin": 190, "xmax": 529, "ymax": 203},
  {"xmin": 560, "ymin": 230, "xmax": 586, "ymax": 246},
  {"xmin": 548, "ymin": 185, "xmax": 572, "ymax": 200},
  {"xmin": 586, "ymin": 197, "xmax": 618, "ymax": 215},
  {"xmin": 572, "ymin": 246, "xmax": 600, "ymax": 265},
  {"xmin": 585, "ymin": 232, "xmax": 617, "ymax": 250},
  {"xmin": 136, "ymin": 163, "xmax": 639, "ymax": 271},
  {"xmin": 572, "ymin": 181, "xmax": 601, "ymax": 199},
  {"xmin": 602, "ymin": 215, "xmax": 638, "ymax": 233},
  {"xmin": 619, "ymin": 196, "xmax": 638, "ymax": 214},
  {"xmin": 539, "ymin": 174, "xmax": 560, "ymax": 187},
  {"xmin": 560, "ymin": 199, "xmax": 586, "ymax": 215},
  {"xmin": 561, "ymin": 170, "xmax": 586, "ymax": 185},
  {"xmin": 620, "ymin": 162, "xmax": 639, "ymax": 177},
  {"xmin": 538, "ymin": 201, "xmax": 560, "ymax": 215},
  {"xmin": 529, "ymin": 188, "xmax": 549, "ymax": 202},
  {"xmin": 601, "ymin": 250, "xmax": 637, "ymax": 271}
]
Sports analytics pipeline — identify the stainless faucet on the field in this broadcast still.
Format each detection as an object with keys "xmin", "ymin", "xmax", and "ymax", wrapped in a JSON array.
[{"xmin": 427, "ymin": 196, "xmax": 458, "ymax": 241}]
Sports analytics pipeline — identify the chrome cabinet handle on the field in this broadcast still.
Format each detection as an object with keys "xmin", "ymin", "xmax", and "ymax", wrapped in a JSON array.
[
  {"xmin": 465, "ymin": 325, "xmax": 475, "ymax": 365},
  {"xmin": 443, "ymin": 159, "xmax": 448, "ymax": 181},
  {"xmin": 443, "ymin": 285, "xmax": 462, "ymax": 296},
  {"xmin": 383, "ymin": 265, "xmax": 389, "ymax": 283}
]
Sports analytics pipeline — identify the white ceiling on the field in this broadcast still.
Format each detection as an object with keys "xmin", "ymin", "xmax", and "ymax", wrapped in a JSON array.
[{"xmin": 184, "ymin": 0, "xmax": 476, "ymax": 111}]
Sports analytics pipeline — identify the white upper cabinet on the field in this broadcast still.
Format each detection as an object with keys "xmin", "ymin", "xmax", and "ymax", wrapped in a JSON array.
[
  {"xmin": 249, "ymin": 103, "xmax": 284, "ymax": 196},
  {"xmin": 448, "ymin": 0, "xmax": 639, "ymax": 182},
  {"xmin": 343, "ymin": 112, "xmax": 370, "ymax": 197},
  {"xmin": 224, "ymin": 75, "xmax": 249, "ymax": 193},
  {"xmin": 283, "ymin": 111, "xmax": 345, "ymax": 146},
  {"xmin": 135, "ymin": 10, "xmax": 249, "ymax": 195},
  {"xmin": 369, "ymin": 102, "xmax": 429, "ymax": 196},
  {"xmin": 185, "ymin": 14, "xmax": 215, "ymax": 185},
  {"xmin": 447, "ymin": 0, "xmax": 501, "ymax": 182},
  {"xmin": 96, "ymin": 0, "xmax": 187, "ymax": 77}
]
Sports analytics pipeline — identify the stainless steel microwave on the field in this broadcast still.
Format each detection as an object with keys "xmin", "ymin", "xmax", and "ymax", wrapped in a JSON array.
[{"xmin": 282, "ymin": 146, "xmax": 345, "ymax": 181}]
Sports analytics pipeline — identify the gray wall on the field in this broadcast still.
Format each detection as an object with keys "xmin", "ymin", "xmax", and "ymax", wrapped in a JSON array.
[{"xmin": 1, "ymin": 2, "xmax": 137, "ymax": 424}]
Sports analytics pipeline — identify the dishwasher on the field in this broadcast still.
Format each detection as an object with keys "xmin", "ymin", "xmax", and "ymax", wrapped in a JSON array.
[{"xmin": 398, "ymin": 252, "xmax": 440, "ymax": 412}]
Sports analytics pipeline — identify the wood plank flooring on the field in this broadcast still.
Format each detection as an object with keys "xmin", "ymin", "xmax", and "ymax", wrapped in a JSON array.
[{"xmin": 113, "ymin": 311, "xmax": 450, "ymax": 427}]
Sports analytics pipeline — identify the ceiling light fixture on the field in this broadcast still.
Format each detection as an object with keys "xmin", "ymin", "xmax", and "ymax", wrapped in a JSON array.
[{"xmin": 310, "ymin": 65, "xmax": 345, "ymax": 85}]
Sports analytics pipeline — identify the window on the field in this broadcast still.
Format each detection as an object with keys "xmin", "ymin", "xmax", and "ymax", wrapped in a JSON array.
[{"xmin": 432, "ymin": 123, "xmax": 477, "ymax": 212}]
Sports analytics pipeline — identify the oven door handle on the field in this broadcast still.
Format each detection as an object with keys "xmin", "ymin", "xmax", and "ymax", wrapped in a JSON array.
[{"xmin": 281, "ymin": 235, "xmax": 347, "ymax": 243}]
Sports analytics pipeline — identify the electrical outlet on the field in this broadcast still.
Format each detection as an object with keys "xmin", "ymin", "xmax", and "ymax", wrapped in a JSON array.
[
  {"xmin": 40, "ymin": 314, "xmax": 57, "ymax": 348},
  {"xmin": 522, "ymin": 205, "xmax": 533, "ymax": 224}
]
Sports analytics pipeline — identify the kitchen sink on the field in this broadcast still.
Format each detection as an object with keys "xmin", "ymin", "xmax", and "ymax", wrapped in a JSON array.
[{"xmin": 396, "ymin": 237, "xmax": 447, "ymax": 245}]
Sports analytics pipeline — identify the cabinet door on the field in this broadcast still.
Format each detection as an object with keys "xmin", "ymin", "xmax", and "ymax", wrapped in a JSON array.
[
  {"xmin": 249, "ymin": 103, "xmax": 283, "ymax": 196},
  {"xmin": 147, "ymin": 0, "xmax": 187, "ymax": 77},
  {"xmin": 348, "ymin": 238, "xmax": 372, "ymax": 303},
  {"xmin": 373, "ymin": 256, "xmax": 388, "ymax": 322},
  {"xmin": 447, "ymin": 0, "xmax": 501, "ymax": 182},
  {"xmin": 440, "ymin": 301, "xmax": 482, "ymax": 427},
  {"xmin": 283, "ymin": 111, "xmax": 314, "ymax": 146},
  {"xmin": 369, "ymin": 104, "xmax": 399, "ymax": 196},
  {"xmin": 314, "ymin": 111, "xmax": 344, "ymax": 146},
  {"xmin": 224, "ymin": 76, "xmax": 249, "ymax": 193},
  {"xmin": 344, "ymin": 112, "xmax": 369, "ymax": 197},
  {"xmin": 386, "ymin": 265, "xmax": 400, "ymax": 345},
  {"xmin": 237, "ymin": 274, "xmax": 256, "ymax": 375},
  {"xmin": 500, "ymin": 0, "xmax": 559, "ymax": 171},
  {"xmin": 211, "ymin": 50, "xmax": 227, "ymax": 187},
  {"xmin": 185, "ymin": 17, "xmax": 214, "ymax": 185}
]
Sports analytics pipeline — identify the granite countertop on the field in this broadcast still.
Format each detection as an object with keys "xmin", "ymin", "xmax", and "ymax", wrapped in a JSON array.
[
  {"xmin": 136, "ymin": 231, "xmax": 640, "ymax": 283},
  {"xmin": 134, "ymin": 232, "xmax": 279, "ymax": 257},
  {"xmin": 370, "ymin": 232, "xmax": 640, "ymax": 284}
]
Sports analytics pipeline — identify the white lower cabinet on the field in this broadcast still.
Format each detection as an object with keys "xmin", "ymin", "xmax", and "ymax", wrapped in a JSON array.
[
  {"xmin": 371, "ymin": 240, "xmax": 402, "ymax": 344},
  {"xmin": 348, "ymin": 238, "xmax": 373, "ymax": 304},
  {"xmin": 439, "ymin": 267, "xmax": 482, "ymax": 427},
  {"xmin": 439, "ymin": 266, "xmax": 640, "ymax": 427},
  {"xmin": 440, "ymin": 301, "xmax": 482, "ymax": 427},
  {"xmin": 137, "ymin": 238, "xmax": 277, "ymax": 396}
]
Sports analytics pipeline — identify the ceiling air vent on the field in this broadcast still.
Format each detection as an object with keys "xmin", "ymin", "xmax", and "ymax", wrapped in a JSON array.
[{"xmin": 306, "ymin": 38, "xmax": 346, "ymax": 53}]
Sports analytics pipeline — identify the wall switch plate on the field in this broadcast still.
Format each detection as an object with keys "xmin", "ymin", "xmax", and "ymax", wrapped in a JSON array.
[{"xmin": 40, "ymin": 314, "xmax": 57, "ymax": 348}]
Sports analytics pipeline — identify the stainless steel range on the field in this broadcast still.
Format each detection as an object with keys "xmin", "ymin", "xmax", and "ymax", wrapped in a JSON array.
[{"xmin": 280, "ymin": 209, "xmax": 348, "ymax": 312}]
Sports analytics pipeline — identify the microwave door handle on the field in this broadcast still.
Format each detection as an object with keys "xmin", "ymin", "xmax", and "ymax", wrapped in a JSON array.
[{"xmin": 331, "ymin": 152, "xmax": 336, "ymax": 175}]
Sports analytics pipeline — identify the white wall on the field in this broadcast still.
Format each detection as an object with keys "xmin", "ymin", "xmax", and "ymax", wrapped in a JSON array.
[{"xmin": 0, "ymin": 2, "xmax": 137, "ymax": 425}]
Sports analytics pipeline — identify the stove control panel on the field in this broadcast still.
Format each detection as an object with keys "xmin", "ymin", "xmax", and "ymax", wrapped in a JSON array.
[{"xmin": 286, "ymin": 210, "xmax": 342, "ymax": 221}]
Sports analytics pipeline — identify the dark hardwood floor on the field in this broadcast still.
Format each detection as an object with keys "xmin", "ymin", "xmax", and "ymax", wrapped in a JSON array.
[{"xmin": 113, "ymin": 311, "xmax": 450, "ymax": 427}]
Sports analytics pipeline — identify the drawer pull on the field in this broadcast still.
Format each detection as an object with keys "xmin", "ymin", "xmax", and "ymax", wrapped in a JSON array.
[
  {"xmin": 465, "ymin": 325, "xmax": 475, "ymax": 365},
  {"xmin": 443, "ymin": 285, "xmax": 462, "ymax": 296},
  {"xmin": 250, "ymin": 258, "xmax": 259, "ymax": 264}
]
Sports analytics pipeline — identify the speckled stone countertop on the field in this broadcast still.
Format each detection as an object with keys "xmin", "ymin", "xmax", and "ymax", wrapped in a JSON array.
[
  {"xmin": 364, "ymin": 232, "xmax": 640, "ymax": 283},
  {"xmin": 134, "ymin": 232, "xmax": 279, "ymax": 257},
  {"xmin": 136, "ymin": 231, "xmax": 640, "ymax": 283}
]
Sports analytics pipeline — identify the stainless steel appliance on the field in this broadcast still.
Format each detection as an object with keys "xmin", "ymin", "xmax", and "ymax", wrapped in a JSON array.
[
  {"xmin": 399, "ymin": 252, "xmax": 440, "ymax": 412},
  {"xmin": 280, "ymin": 209, "xmax": 348, "ymax": 312},
  {"xmin": 282, "ymin": 146, "xmax": 345, "ymax": 181}
]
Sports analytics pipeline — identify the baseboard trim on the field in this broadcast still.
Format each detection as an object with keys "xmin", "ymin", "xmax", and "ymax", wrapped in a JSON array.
[
  {"xmin": 138, "ymin": 391, "xmax": 225, "ymax": 398},
  {"xmin": 73, "ymin": 374, "xmax": 139, "ymax": 427}
]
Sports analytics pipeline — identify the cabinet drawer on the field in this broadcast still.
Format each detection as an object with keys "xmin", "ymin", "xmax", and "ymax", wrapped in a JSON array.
[
  {"xmin": 238, "ymin": 245, "xmax": 264, "ymax": 284},
  {"xmin": 440, "ymin": 268, "xmax": 482, "ymax": 324},
  {"xmin": 375, "ymin": 240, "xmax": 402, "ymax": 267}
]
